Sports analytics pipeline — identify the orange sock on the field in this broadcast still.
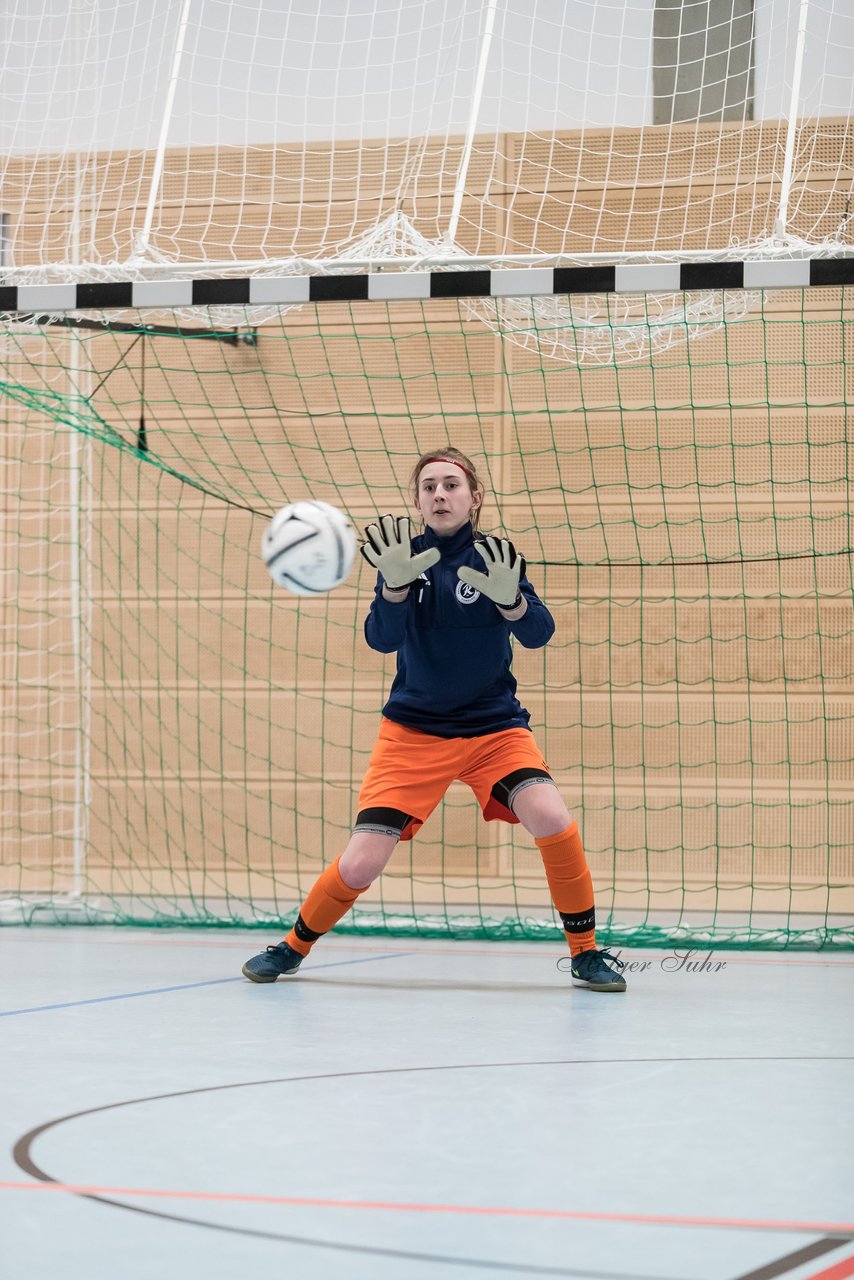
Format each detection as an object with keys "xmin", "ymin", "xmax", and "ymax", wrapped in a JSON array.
[
  {"xmin": 285, "ymin": 856, "xmax": 368, "ymax": 957},
  {"xmin": 535, "ymin": 822, "xmax": 596, "ymax": 956}
]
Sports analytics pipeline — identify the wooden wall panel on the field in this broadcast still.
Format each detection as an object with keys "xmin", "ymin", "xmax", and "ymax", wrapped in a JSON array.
[
  {"xmin": 6, "ymin": 117, "xmax": 850, "ymax": 262},
  {"xmin": 2, "ymin": 122, "xmax": 853, "ymax": 918}
]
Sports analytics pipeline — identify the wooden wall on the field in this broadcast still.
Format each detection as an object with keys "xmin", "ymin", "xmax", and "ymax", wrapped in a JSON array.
[
  {"xmin": 1, "ymin": 122, "xmax": 852, "ymax": 926},
  {"xmin": 3, "ymin": 117, "xmax": 852, "ymax": 263}
]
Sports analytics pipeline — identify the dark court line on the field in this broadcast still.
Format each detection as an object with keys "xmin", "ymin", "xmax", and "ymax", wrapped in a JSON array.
[
  {"xmin": 0, "ymin": 951, "xmax": 412, "ymax": 1017},
  {"xmin": 13, "ymin": 1057, "xmax": 854, "ymax": 1275},
  {"xmin": 731, "ymin": 1237, "xmax": 854, "ymax": 1280}
]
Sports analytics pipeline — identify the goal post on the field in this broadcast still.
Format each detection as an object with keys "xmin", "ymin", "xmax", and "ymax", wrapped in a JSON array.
[
  {"xmin": 1, "ymin": 0, "xmax": 852, "ymax": 947},
  {"xmin": 1, "ymin": 272, "xmax": 852, "ymax": 946}
]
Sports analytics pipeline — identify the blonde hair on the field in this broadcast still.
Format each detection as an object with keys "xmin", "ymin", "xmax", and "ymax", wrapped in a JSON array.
[{"xmin": 410, "ymin": 447, "xmax": 484, "ymax": 532}]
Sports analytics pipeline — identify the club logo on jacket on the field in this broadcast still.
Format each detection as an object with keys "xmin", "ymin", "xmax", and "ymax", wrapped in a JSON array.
[{"xmin": 456, "ymin": 580, "xmax": 480, "ymax": 605}]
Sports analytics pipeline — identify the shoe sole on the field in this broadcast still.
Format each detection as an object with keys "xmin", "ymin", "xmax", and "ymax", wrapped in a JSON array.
[
  {"xmin": 570, "ymin": 976, "xmax": 627, "ymax": 992},
  {"xmin": 242, "ymin": 963, "xmax": 301, "ymax": 983}
]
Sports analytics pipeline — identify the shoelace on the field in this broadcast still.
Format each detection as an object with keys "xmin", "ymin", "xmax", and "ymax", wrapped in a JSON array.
[{"xmin": 556, "ymin": 949, "xmax": 625, "ymax": 973}]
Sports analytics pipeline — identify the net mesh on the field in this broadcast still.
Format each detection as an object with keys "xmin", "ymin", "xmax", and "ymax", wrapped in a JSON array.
[
  {"xmin": 1, "ymin": 0, "xmax": 853, "ymax": 946},
  {"xmin": 2, "ymin": 0, "xmax": 853, "ymax": 275},
  {"xmin": 1, "ymin": 289, "xmax": 852, "ymax": 946}
]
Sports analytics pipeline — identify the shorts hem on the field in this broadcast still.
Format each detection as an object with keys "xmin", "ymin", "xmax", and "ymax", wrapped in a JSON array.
[
  {"xmin": 505, "ymin": 774, "xmax": 556, "ymax": 812},
  {"xmin": 352, "ymin": 823, "xmax": 404, "ymax": 839}
]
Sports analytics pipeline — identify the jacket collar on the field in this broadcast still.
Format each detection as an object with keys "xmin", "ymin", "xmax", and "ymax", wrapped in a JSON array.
[{"xmin": 422, "ymin": 521, "xmax": 475, "ymax": 556}]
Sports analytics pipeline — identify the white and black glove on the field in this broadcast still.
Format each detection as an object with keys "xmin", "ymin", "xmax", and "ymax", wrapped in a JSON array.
[
  {"xmin": 360, "ymin": 514, "xmax": 440, "ymax": 590},
  {"xmin": 457, "ymin": 536, "xmax": 525, "ymax": 609}
]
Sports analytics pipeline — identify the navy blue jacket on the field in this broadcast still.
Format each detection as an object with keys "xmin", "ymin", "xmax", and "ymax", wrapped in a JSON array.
[{"xmin": 364, "ymin": 522, "xmax": 555, "ymax": 737}]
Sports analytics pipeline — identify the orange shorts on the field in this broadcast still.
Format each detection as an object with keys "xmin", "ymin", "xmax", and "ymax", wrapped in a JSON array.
[{"xmin": 355, "ymin": 717, "xmax": 553, "ymax": 841}]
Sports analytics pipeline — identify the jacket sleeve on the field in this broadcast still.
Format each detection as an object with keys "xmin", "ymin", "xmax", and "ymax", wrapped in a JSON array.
[
  {"xmin": 505, "ymin": 576, "xmax": 555, "ymax": 649},
  {"xmin": 364, "ymin": 575, "xmax": 410, "ymax": 653}
]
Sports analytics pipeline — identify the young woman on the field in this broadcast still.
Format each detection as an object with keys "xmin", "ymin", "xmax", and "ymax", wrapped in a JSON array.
[{"xmin": 243, "ymin": 447, "xmax": 626, "ymax": 992}]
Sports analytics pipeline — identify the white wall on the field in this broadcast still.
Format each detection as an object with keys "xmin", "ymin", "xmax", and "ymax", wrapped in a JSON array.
[{"xmin": 1, "ymin": 0, "xmax": 851, "ymax": 153}]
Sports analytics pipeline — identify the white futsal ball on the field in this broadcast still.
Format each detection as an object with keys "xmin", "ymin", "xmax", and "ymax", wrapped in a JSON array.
[{"xmin": 261, "ymin": 500, "xmax": 357, "ymax": 596}]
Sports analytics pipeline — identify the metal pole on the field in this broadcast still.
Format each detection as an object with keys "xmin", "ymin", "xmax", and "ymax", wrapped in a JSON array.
[
  {"xmin": 774, "ymin": 0, "xmax": 810, "ymax": 241},
  {"xmin": 447, "ymin": 0, "xmax": 500, "ymax": 246},
  {"xmin": 69, "ymin": 6, "xmax": 92, "ymax": 900},
  {"xmin": 135, "ymin": 0, "xmax": 195, "ymax": 258},
  {"xmin": 68, "ymin": 331, "xmax": 89, "ymax": 899}
]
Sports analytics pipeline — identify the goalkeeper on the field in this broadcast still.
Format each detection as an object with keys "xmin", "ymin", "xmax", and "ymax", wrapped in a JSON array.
[{"xmin": 243, "ymin": 446, "xmax": 626, "ymax": 992}]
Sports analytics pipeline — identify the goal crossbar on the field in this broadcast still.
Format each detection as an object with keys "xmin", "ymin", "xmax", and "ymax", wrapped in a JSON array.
[{"xmin": 1, "ymin": 257, "xmax": 853, "ymax": 315}]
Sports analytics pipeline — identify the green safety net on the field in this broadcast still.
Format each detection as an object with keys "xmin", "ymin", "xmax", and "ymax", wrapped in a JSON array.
[{"xmin": 1, "ymin": 288, "xmax": 852, "ymax": 948}]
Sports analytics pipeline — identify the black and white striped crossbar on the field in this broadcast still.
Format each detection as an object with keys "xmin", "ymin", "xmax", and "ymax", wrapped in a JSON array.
[{"xmin": 2, "ymin": 258, "xmax": 853, "ymax": 312}]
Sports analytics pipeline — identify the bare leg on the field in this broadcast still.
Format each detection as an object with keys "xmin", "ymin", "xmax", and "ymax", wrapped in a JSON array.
[
  {"xmin": 338, "ymin": 830, "xmax": 400, "ymax": 888},
  {"xmin": 512, "ymin": 782, "xmax": 573, "ymax": 839}
]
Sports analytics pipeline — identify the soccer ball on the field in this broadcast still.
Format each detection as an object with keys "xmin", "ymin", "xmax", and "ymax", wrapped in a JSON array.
[{"xmin": 261, "ymin": 500, "xmax": 357, "ymax": 596}]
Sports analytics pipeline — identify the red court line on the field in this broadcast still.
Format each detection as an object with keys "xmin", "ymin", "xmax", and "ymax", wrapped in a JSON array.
[
  {"xmin": 711, "ymin": 957, "xmax": 854, "ymax": 969},
  {"xmin": 805, "ymin": 1257, "xmax": 854, "ymax": 1280},
  {"xmin": 4, "ymin": 932, "xmax": 852, "ymax": 965},
  {"xmin": 1, "ymin": 1181, "xmax": 852, "ymax": 1236},
  {"xmin": 0, "ymin": 935, "xmax": 561, "ymax": 958}
]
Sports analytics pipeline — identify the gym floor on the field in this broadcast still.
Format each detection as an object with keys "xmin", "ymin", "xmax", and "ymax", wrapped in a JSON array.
[{"xmin": 1, "ymin": 927, "xmax": 852, "ymax": 1280}]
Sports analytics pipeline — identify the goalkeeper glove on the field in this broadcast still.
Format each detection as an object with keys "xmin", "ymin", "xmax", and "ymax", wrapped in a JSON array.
[
  {"xmin": 360, "ymin": 514, "xmax": 440, "ymax": 590},
  {"xmin": 457, "ymin": 536, "xmax": 525, "ymax": 609}
]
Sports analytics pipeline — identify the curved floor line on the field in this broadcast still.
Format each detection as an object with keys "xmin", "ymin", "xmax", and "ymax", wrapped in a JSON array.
[
  {"xmin": 11, "ymin": 1053, "xmax": 854, "ymax": 1275},
  {"xmin": 12, "ymin": 1054, "xmax": 854, "ymax": 1159},
  {"xmin": 27, "ymin": 1191, "xmax": 676, "ymax": 1280}
]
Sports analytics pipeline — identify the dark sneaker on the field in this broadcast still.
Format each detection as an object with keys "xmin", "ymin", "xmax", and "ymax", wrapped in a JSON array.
[
  {"xmin": 569, "ymin": 948, "xmax": 627, "ymax": 992},
  {"xmin": 242, "ymin": 940, "xmax": 303, "ymax": 983}
]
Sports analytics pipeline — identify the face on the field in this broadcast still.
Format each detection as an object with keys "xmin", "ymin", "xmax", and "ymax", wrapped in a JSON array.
[{"xmin": 414, "ymin": 460, "xmax": 481, "ymax": 537}]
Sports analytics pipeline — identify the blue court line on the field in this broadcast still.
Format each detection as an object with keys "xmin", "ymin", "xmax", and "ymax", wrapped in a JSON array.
[{"xmin": 0, "ymin": 951, "xmax": 412, "ymax": 1018}]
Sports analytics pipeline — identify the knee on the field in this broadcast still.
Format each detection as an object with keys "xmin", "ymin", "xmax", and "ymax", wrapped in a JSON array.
[
  {"xmin": 529, "ymin": 812, "xmax": 574, "ymax": 840},
  {"xmin": 513, "ymin": 785, "xmax": 574, "ymax": 840},
  {"xmin": 339, "ymin": 832, "xmax": 398, "ymax": 889},
  {"xmin": 339, "ymin": 851, "xmax": 377, "ymax": 889}
]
